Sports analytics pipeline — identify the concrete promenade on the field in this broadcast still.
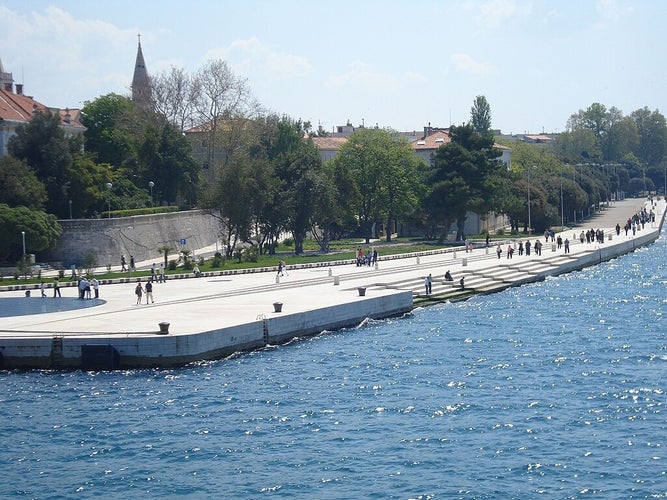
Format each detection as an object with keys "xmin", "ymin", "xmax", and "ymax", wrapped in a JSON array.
[{"xmin": 0, "ymin": 197, "xmax": 663, "ymax": 369}]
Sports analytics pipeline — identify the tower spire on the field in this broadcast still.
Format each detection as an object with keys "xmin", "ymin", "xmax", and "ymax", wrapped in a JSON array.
[{"xmin": 131, "ymin": 33, "xmax": 152, "ymax": 111}]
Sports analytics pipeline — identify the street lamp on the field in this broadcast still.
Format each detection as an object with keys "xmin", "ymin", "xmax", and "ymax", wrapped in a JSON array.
[
  {"xmin": 21, "ymin": 230, "xmax": 26, "ymax": 256},
  {"xmin": 560, "ymin": 164, "xmax": 565, "ymax": 231},
  {"xmin": 149, "ymin": 181, "xmax": 154, "ymax": 205},
  {"xmin": 527, "ymin": 166, "xmax": 533, "ymax": 235},
  {"xmin": 106, "ymin": 182, "xmax": 113, "ymax": 218}
]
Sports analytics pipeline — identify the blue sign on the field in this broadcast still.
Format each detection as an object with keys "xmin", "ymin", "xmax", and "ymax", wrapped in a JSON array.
[{"xmin": 180, "ymin": 238, "xmax": 186, "ymax": 245}]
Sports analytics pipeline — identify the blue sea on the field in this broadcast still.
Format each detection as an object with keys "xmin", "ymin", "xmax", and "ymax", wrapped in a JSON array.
[{"xmin": 2, "ymin": 238, "xmax": 666, "ymax": 499}]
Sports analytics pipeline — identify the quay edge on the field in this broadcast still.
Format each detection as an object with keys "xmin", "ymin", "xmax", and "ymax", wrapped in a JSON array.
[{"xmin": 0, "ymin": 199, "xmax": 664, "ymax": 371}]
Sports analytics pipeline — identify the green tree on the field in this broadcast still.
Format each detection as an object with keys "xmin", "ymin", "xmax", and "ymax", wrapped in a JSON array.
[
  {"xmin": 260, "ymin": 117, "xmax": 324, "ymax": 254},
  {"xmin": 425, "ymin": 124, "xmax": 503, "ymax": 241},
  {"xmin": 470, "ymin": 95, "xmax": 492, "ymax": 133},
  {"xmin": 138, "ymin": 121, "xmax": 200, "ymax": 205},
  {"xmin": 7, "ymin": 111, "xmax": 74, "ymax": 217},
  {"xmin": 81, "ymin": 93, "xmax": 138, "ymax": 168},
  {"xmin": 630, "ymin": 107, "xmax": 667, "ymax": 167},
  {"xmin": 0, "ymin": 204, "xmax": 62, "ymax": 261},
  {"xmin": 0, "ymin": 156, "xmax": 47, "ymax": 209},
  {"xmin": 333, "ymin": 128, "xmax": 423, "ymax": 243}
]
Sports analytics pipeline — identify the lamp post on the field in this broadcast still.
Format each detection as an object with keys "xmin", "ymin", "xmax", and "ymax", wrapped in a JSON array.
[
  {"xmin": 527, "ymin": 166, "xmax": 533, "ymax": 235},
  {"xmin": 69, "ymin": 199, "xmax": 73, "ymax": 219},
  {"xmin": 21, "ymin": 230, "xmax": 26, "ymax": 256},
  {"xmin": 560, "ymin": 164, "xmax": 564, "ymax": 231},
  {"xmin": 106, "ymin": 182, "xmax": 113, "ymax": 218},
  {"xmin": 149, "ymin": 181, "xmax": 154, "ymax": 205}
]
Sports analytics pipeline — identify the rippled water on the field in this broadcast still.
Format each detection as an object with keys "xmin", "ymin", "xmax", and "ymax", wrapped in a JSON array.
[{"xmin": 2, "ymin": 239, "xmax": 666, "ymax": 499}]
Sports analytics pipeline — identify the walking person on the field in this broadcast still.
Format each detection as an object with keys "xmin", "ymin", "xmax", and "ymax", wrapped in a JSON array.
[
  {"xmin": 40, "ymin": 281, "xmax": 47, "ymax": 298},
  {"xmin": 564, "ymin": 238, "xmax": 570, "ymax": 254},
  {"xmin": 53, "ymin": 277, "xmax": 61, "ymax": 298},
  {"xmin": 150, "ymin": 263, "xmax": 156, "ymax": 282},
  {"xmin": 121, "ymin": 255, "xmax": 127, "ymax": 272},
  {"xmin": 92, "ymin": 278, "xmax": 99, "ymax": 298},
  {"xmin": 496, "ymin": 243, "xmax": 502, "ymax": 259},
  {"xmin": 130, "ymin": 255, "xmax": 135, "ymax": 271},
  {"xmin": 145, "ymin": 280, "xmax": 154, "ymax": 304},
  {"xmin": 135, "ymin": 280, "xmax": 144, "ymax": 305}
]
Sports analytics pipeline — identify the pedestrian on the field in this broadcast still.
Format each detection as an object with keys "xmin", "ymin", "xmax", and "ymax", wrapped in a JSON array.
[
  {"xmin": 507, "ymin": 244, "xmax": 513, "ymax": 259},
  {"xmin": 564, "ymin": 238, "xmax": 570, "ymax": 254},
  {"xmin": 615, "ymin": 223, "xmax": 621, "ymax": 236},
  {"xmin": 158, "ymin": 264, "xmax": 165, "ymax": 283},
  {"xmin": 518, "ymin": 241, "xmax": 524, "ymax": 256},
  {"xmin": 40, "ymin": 281, "xmax": 46, "ymax": 298},
  {"xmin": 496, "ymin": 243, "xmax": 502, "ymax": 259},
  {"xmin": 485, "ymin": 233, "xmax": 490, "ymax": 247},
  {"xmin": 53, "ymin": 277, "xmax": 61, "ymax": 298},
  {"xmin": 424, "ymin": 274, "xmax": 432, "ymax": 295},
  {"xmin": 92, "ymin": 278, "xmax": 99, "ymax": 298},
  {"xmin": 525, "ymin": 240, "xmax": 531, "ymax": 256},
  {"xmin": 77, "ymin": 278, "xmax": 85, "ymax": 299},
  {"xmin": 372, "ymin": 249, "xmax": 378, "ymax": 265},
  {"xmin": 459, "ymin": 276, "xmax": 465, "ymax": 290},
  {"xmin": 145, "ymin": 280, "xmax": 154, "ymax": 304},
  {"xmin": 84, "ymin": 278, "xmax": 91, "ymax": 299},
  {"xmin": 444, "ymin": 270, "xmax": 453, "ymax": 281},
  {"xmin": 121, "ymin": 255, "xmax": 127, "ymax": 272},
  {"xmin": 557, "ymin": 235, "xmax": 562, "ymax": 249},
  {"xmin": 150, "ymin": 263, "xmax": 156, "ymax": 282},
  {"xmin": 130, "ymin": 255, "xmax": 135, "ymax": 270},
  {"xmin": 135, "ymin": 280, "xmax": 144, "ymax": 304}
]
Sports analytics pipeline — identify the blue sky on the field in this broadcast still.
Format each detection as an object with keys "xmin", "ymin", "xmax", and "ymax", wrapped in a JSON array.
[{"xmin": 1, "ymin": 0, "xmax": 665, "ymax": 135}]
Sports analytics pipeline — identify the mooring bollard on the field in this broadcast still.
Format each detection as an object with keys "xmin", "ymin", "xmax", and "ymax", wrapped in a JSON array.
[
  {"xmin": 276, "ymin": 275, "xmax": 280, "ymax": 284},
  {"xmin": 358, "ymin": 287, "xmax": 366, "ymax": 296},
  {"xmin": 416, "ymin": 256, "xmax": 420, "ymax": 264},
  {"xmin": 158, "ymin": 322, "xmax": 170, "ymax": 334},
  {"xmin": 462, "ymin": 258, "xmax": 468, "ymax": 266},
  {"xmin": 333, "ymin": 276, "xmax": 340, "ymax": 285},
  {"xmin": 453, "ymin": 252, "xmax": 457, "ymax": 259},
  {"xmin": 273, "ymin": 302, "xmax": 283, "ymax": 313}
]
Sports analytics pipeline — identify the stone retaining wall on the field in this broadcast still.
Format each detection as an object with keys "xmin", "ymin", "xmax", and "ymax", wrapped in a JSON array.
[{"xmin": 45, "ymin": 210, "xmax": 220, "ymax": 267}]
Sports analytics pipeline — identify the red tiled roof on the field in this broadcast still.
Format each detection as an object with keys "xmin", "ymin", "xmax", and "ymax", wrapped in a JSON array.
[
  {"xmin": 0, "ymin": 89, "xmax": 84, "ymax": 129},
  {"xmin": 0, "ymin": 89, "xmax": 46, "ymax": 122},
  {"xmin": 412, "ymin": 132, "xmax": 452, "ymax": 150},
  {"xmin": 310, "ymin": 136, "xmax": 349, "ymax": 150}
]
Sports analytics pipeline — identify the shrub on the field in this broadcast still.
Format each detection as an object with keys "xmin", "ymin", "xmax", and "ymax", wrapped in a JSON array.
[
  {"xmin": 211, "ymin": 255, "xmax": 224, "ymax": 268},
  {"xmin": 243, "ymin": 246, "xmax": 258, "ymax": 263},
  {"xmin": 168, "ymin": 259, "xmax": 178, "ymax": 271}
]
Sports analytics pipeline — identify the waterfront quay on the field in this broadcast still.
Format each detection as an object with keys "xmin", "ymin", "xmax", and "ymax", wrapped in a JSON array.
[{"xmin": 0, "ymin": 198, "xmax": 663, "ymax": 370}]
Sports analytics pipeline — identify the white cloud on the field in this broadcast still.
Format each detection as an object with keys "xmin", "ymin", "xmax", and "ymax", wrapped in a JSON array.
[
  {"xmin": 328, "ymin": 61, "xmax": 427, "ymax": 90},
  {"xmin": 205, "ymin": 37, "xmax": 311, "ymax": 81},
  {"xmin": 475, "ymin": 0, "xmax": 530, "ymax": 29},
  {"xmin": 450, "ymin": 53, "xmax": 497, "ymax": 76}
]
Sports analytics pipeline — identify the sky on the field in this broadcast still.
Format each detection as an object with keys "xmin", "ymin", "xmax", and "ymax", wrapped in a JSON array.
[{"xmin": 1, "ymin": 0, "xmax": 665, "ymax": 135}]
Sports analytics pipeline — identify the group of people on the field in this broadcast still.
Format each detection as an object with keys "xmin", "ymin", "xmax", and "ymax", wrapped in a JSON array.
[
  {"xmin": 77, "ymin": 276, "xmax": 99, "ymax": 299},
  {"xmin": 134, "ymin": 279, "xmax": 154, "ymax": 305},
  {"xmin": 149, "ymin": 262, "xmax": 167, "ymax": 283},
  {"xmin": 120, "ymin": 255, "xmax": 135, "ymax": 272},
  {"xmin": 356, "ymin": 248, "xmax": 378, "ymax": 267},
  {"xmin": 423, "ymin": 270, "xmax": 464, "ymax": 295}
]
